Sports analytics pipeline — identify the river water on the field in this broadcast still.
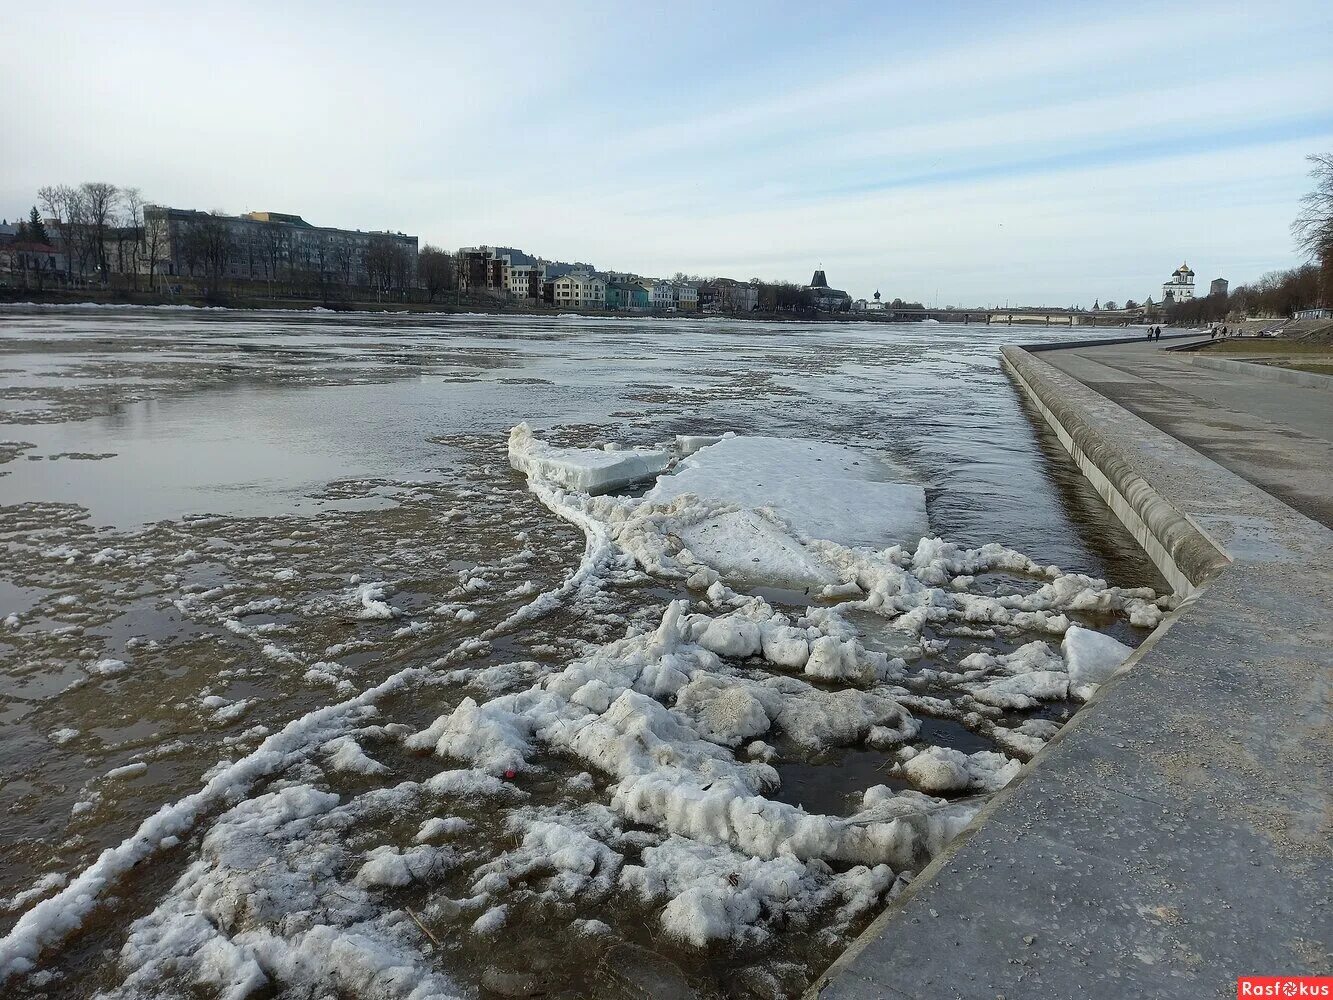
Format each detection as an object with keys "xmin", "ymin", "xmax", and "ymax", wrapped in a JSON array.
[{"xmin": 0, "ymin": 309, "xmax": 1161, "ymax": 999}]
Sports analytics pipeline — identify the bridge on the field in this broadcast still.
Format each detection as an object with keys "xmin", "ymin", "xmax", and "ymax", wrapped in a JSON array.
[{"xmin": 883, "ymin": 306, "xmax": 1145, "ymax": 326}]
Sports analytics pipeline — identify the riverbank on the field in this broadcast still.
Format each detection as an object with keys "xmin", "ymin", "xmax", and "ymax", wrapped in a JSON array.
[{"xmin": 813, "ymin": 336, "xmax": 1333, "ymax": 998}]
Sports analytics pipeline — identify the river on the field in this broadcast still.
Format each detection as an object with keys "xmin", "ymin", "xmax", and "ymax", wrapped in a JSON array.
[{"xmin": 0, "ymin": 308, "xmax": 1161, "ymax": 999}]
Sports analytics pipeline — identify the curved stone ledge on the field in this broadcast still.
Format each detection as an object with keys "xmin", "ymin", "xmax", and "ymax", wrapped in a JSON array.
[{"xmin": 999, "ymin": 345, "xmax": 1230, "ymax": 593}]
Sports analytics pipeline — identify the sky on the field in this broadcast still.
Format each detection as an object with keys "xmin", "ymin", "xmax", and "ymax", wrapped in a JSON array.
[{"xmin": 4, "ymin": 0, "xmax": 1332, "ymax": 306}]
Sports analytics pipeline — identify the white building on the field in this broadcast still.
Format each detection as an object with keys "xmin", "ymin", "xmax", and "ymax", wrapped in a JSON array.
[
  {"xmin": 674, "ymin": 282, "xmax": 698, "ymax": 312},
  {"xmin": 551, "ymin": 270, "xmax": 606, "ymax": 309},
  {"xmin": 647, "ymin": 279, "xmax": 676, "ymax": 311},
  {"xmin": 1162, "ymin": 262, "xmax": 1195, "ymax": 304},
  {"xmin": 503, "ymin": 261, "xmax": 545, "ymax": 301}
]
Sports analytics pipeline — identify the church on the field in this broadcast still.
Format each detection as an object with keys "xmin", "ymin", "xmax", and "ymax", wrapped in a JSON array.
[{"xmin": 1161, "ymin": 262, "xmax": 1195, "ymax": 304}]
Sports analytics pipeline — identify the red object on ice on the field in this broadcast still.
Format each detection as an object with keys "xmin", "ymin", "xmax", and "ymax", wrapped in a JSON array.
[{"xmin": 503, "ymin": 769, "xmax": 516, "ymax": 780}]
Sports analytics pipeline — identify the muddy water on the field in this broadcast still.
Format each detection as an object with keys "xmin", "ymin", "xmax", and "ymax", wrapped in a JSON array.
[{"xmin": 0, "ymin": 309, "xmax": 1160, "ymax": 998}]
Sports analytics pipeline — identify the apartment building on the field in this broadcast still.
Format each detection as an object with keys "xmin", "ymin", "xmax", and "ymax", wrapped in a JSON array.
[
  {"xmin": 699, "ymin": 277, "xmax": 758, "ymax": 313},
  {"xmin": 550, "ymin": 270, "xmax": 607, "ymax": 309},
  {"xmin": 143, "ymin": 206, "xmax": 417, "ymax": 285}
]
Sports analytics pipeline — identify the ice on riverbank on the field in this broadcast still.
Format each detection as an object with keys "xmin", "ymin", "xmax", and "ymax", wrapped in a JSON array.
[{"xmin": 0, "ymin": 421, "xmax": 1165, "ymax": 997}]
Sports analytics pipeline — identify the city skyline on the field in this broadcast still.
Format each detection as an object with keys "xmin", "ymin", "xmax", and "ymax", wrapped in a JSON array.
[{"xmin": 4, "ymin": 0, "xmax": 1332, "ymax": 305}]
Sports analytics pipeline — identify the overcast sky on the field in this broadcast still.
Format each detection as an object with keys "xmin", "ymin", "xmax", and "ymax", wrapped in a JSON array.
[{"xmin": 4, "ymin": 0, "xmax": 1331, "ymax": 305}]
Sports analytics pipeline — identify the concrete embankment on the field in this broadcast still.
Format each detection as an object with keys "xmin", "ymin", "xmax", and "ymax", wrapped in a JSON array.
[{"xmin": 813, "ymin": 342, "xmax": 1332, "ymax": 999}]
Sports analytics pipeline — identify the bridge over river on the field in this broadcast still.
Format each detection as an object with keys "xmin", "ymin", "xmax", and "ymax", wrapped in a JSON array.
[{"xmin": 886, "ymin": 306, "xmax": 1145, "ymax": 326}]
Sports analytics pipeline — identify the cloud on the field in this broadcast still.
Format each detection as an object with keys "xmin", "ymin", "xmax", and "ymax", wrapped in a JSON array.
[{"xmin": 2, "ymin": 0, "xmax": 1329, "ymax": 304}]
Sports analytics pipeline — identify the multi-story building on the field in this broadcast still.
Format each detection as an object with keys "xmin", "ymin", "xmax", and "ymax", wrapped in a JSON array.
[
  {"xmin": 646, "ymin": 280, "xmax": 676, "ymax": 311},
  {"xmin": 143, "ymin": 206, "xmax": 417, "ymax": 286},
  {"xmin": 1162, "ymin": 262, "xmax": 1195, "ymax": 304},
  {"xmin": 606, "ymin": 280, "xmax": 647, "ymax": 311},
  {"xmin": 504, "ymin": 263, "xmax": 544, "ymax": 302},
  {"xmin": 674, "ymin": 282, "xmax": 698, "ymax": 312},
  {"xmin": 550, "ymin": 270, "xmax": 607, "ymax": 309},
  {"xmin": 0, "ymin": 241, "xmax": 66, "ymax": 288},
  {"xmin": 456, "ymin": 246, "xmax": 506, "ymax": 293},
  {"xmin": 699, "ymin": 277, "xmax": 758, "ymax": 313}
]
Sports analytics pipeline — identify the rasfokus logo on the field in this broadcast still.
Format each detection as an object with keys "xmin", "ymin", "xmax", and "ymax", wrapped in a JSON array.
[{"xmin": 1237, "ymin": 977, "xmax": 1333, "ymax": 998}]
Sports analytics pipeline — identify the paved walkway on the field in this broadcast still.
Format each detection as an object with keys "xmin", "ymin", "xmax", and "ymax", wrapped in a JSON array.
[
  {"xmin": 1037, "ymin": 338, "xmax": 1333, "ymax": 527},
  {"xmin": 813, "ymin": 342, "xmax": 1332, "ymax": 999}
]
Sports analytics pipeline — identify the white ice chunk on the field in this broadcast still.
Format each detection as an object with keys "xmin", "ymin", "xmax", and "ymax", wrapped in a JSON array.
[
  {"xmin": 509, "ymin": 423, "xmax": 671, "ymax": 495},
  {"xmin": 647, "ymin": 435, "xmax": 927, "ymax": 549},
  {"xmin": 1062, "ymin": 625, "xmax": 1134, "ymax": 700},
  {"xmin": 323, "ymin": 736, "xmax": 389, "ymax": 775},
  {"xmin": 900, "ymin": 746, "xmax": 1021, "ymax": 793},
  {"xmin": 675, "ymin": 433, "xmax": 729, "ymax": 457}
]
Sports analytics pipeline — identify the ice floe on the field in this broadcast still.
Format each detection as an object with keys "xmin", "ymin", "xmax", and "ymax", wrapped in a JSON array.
[{"xmin": 509, "ymin": 422, "xmax": 671, "ymax": 494}]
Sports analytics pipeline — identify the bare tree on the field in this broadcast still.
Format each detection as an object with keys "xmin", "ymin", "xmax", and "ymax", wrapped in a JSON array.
[
  {"xmin": 418, "ymin": 245, "xmax": 454, "ymax": 302},
  {"xmin": 141, "ymin": 208, "xmax": 168, "ymax": 291},
  {"xmin": 257, "ymin": 223, "xmax": 283, "ymax": 295},
  {"xmin": 1292, "ymin": 152, "xmax": 1333, "ymax": 305},
  {"xmin": 364, "ymin": 236, "xmax": 402, "ymax": 300},
  {"xmin": 313, "ymin": 236, "xmax": 332, "ymax": 304},
  {"xmin": 115, "ymin": 187, "xmax": 145, "ymax": 289},
  {"xmin": 39, "ymin": 185, "xmax": 86, "ymax": 283},
  {"xmin": 330, "ymin": 241, "xmax": 357, "ymax": 292},
  {"xmin": 79, "ymin": 182, "xmax": 119, "ymax": 281},
  {"xmin": 182, "ymin": 213, "xmax": 235, "ymax": 295}
]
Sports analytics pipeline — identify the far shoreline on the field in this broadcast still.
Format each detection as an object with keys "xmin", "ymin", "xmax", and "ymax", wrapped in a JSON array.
[{"xmin": 0, "ymin": 291, "xmax": 1148, "ymax": 328}]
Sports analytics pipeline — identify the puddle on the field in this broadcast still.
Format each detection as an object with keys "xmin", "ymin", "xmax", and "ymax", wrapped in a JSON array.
[{"xmin": 773, "ymin": 749, "xmax": 909, "ymax": 815}]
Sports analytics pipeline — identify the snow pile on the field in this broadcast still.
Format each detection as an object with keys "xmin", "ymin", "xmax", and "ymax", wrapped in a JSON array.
[
  {"xmin": 620, "ymin": 836, "xmax": 893, "ymax": 948},
  {"xmin": 106, "ymin": 783, "xmax": 464, "ymax": 999}
]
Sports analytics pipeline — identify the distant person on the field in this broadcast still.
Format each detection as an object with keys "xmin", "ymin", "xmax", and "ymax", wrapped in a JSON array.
[{"xmin": 1222, "ymin": 326, "xmax": 1229, "ymax": 337}]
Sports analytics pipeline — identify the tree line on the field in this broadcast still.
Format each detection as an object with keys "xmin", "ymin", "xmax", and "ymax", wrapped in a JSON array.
[
  {"xmin": 33, "ymin": 182, "xmax": 149, "ymax": 288},
  {"xmin": 1165, "ymin": 264, "xmax": 1325, "ymax": 324},
  {"xmin": 1168, "ymin": 152, "xmax": 1333, "ymax": 323}
]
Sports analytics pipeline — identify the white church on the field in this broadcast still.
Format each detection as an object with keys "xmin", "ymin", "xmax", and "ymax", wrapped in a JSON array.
[{"xmin": 1162, "ymin": 262, "xmax": 1195, "ymax": 304}]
